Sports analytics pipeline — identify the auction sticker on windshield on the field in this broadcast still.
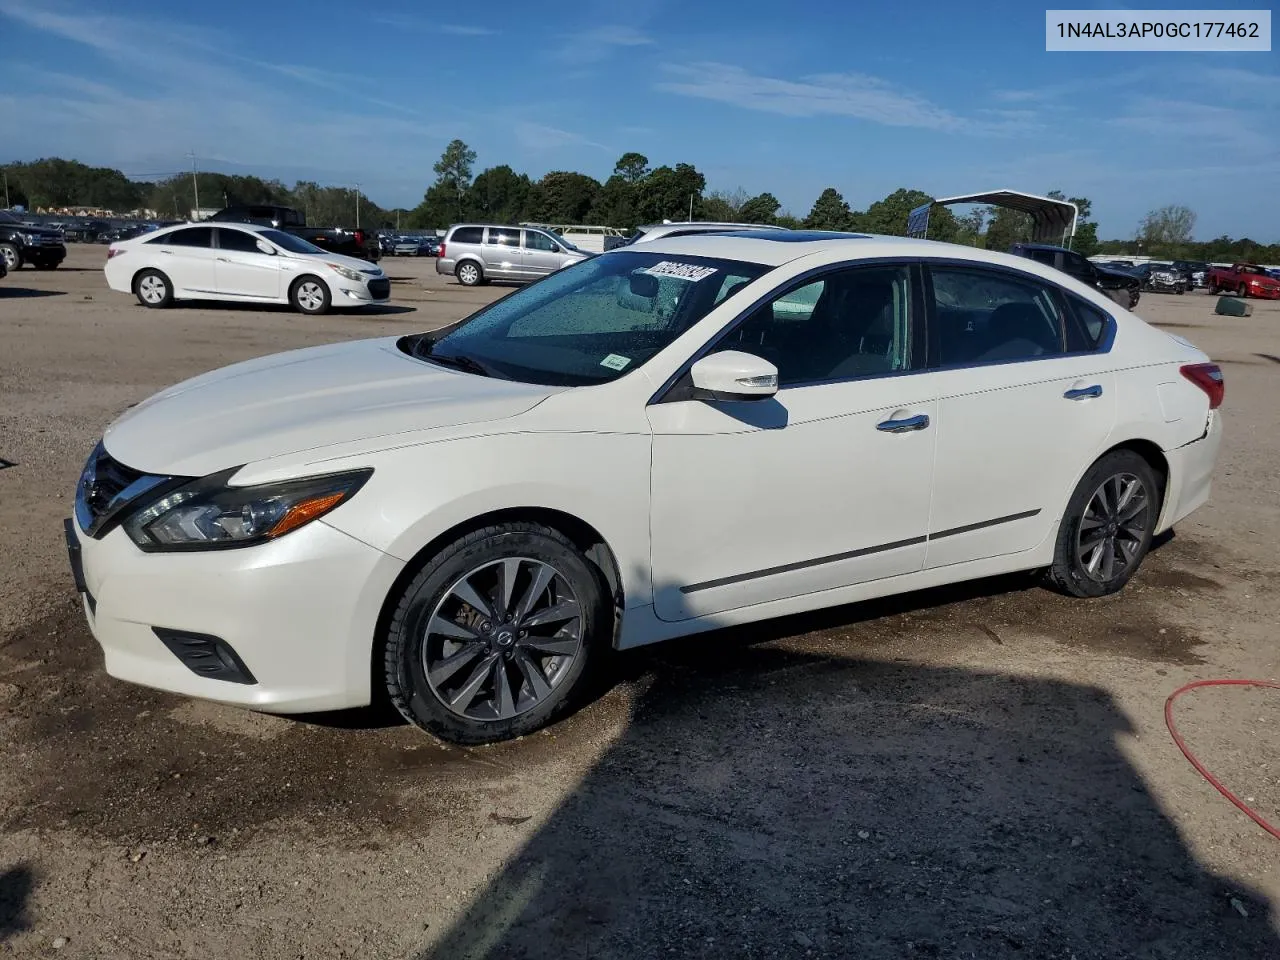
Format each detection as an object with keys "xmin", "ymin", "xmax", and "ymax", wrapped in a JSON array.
[
  {"xmin": 643, "ymin": 261, "xmax": 719, "ymax": 282},
  {"xmin": 600, "ymin": 354, "xmax": 632, "ymax": 371}
]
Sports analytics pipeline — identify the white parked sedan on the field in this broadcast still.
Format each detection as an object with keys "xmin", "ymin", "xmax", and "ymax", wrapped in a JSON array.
[
  {"xmin": 103, "ymin": 221, "xmax": 390, "ymax": 314},
  {"xmin": 68, "ymin": 231, "xmax": 1223, "ymax": 744}
]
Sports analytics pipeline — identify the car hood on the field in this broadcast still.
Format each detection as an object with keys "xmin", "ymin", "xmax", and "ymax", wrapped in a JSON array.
[
  {"xmin": 18, "ymin": 225, "xmax": 63, "ymax": 239},
  {"xmin": 1095, "ymin": 264, "xmax": 1140, "ymax": 283},
  {"xmin": 286, "ymin": 250, "xmax": 382, "ymax": 275},
  {"xmin": 103, "ymin": 338, "xmax": 559, "ymax": 476}
]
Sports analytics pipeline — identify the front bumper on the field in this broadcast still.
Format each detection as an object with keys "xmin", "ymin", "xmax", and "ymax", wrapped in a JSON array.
[
  {"xmin": 68, "ymin": 516, "xmax": 405, "ymax": 713},
  {"xmin": 332, "ymin": 281, "xmax": 390, "ymax": 307}
]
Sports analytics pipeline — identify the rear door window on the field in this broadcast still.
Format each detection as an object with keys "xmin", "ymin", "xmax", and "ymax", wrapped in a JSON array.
[
  {"xmin": 151, "ymin": 227, "xmax": 213, "ymax": 247},
  {"xmin": 930, "ymin": 266, "xmax": 1066, "ymax": 365},
  {"xmin": 216, "ymin": 228, "xmax": 264, "ymax": 253},
  {"xmin": 487, "ymin": 227, "xmax": 520, "ymax": 247}
]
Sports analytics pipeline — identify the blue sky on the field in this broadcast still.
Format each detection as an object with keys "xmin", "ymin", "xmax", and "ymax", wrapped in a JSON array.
[{"xmin": 1, "ymin": 0, "xmax": 1276, "ymax": 239}]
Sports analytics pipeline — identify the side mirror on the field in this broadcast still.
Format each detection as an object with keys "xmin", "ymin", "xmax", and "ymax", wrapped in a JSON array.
[
  {"xmin": 689, "ymin": 351, "xmax": 779, "ymax": 402},
  {"xmin": 255, "ymin": 239, "xmax": 276, "ymax": 255}
]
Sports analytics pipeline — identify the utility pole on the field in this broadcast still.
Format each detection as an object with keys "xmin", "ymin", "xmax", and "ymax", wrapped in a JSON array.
[
  {"xmin": 2, "ymin": 172, "xmax": 8, "ymax": 209},
  {"xmin": 187, "ymin": 151, "xmax": 200, "ymax": 218},
  {"xmin": 688, "ymin": 193, "xmax": 693, "ymax": 222},
  {"xmin": 354, "ymin": 183, "xmax": 361, "ymax": 229}
]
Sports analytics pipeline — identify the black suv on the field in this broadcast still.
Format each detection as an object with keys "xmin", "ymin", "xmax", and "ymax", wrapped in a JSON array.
[
  {"xmin": 0, "ymin": 210, "xmax": 68, "ymax": 271},
  {"xmin": 1008, "ymin": 242, "xmax": 1140, "ymax": 310}
]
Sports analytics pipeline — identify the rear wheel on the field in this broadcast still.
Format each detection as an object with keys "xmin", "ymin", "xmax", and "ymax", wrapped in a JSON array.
[
  {"xmin": 134, "ymin": 269, "xmax": 173, "ymax": 308},
  {"xmin": 383, "ymin": 523, "xmax": 607, "ymax": 744},
  {"xmin": 1046, "ymin": 450, "xmax": 1160, "ymax": 598},
  {"xmin": 456, "ymin": 261, "xmax": 484, "ymax": 287},
  {"xmin": 290, "ymin": 275, "xmax": 331, "ymax": 315}
]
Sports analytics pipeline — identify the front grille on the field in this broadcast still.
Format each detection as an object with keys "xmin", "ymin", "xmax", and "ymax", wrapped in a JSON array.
[
  {"xmin": 82, "ymin": 446, "xmax": 144, "ymax": 523},
  {"xmin": 367, "ymin": 278, "xmax": 391, "ymax": 299},
  {"xmin": 75, "ymin": 442, "xmax": 177, "ymax": 538}
]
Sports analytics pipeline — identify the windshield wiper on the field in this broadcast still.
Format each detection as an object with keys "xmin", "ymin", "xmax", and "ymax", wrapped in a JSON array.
[{"xmin": 422, "ymin": 350, "xmax": 498, "ymax": 378}]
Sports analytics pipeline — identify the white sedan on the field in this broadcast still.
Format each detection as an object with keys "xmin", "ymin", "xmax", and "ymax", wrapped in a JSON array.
[
  {"xmin": 68, "ymin": 232, "xmax": 1223, "ymax": 744},
  {"xmin": 103, "ymin": 221, "xmax": 389, "ymax": 314}
]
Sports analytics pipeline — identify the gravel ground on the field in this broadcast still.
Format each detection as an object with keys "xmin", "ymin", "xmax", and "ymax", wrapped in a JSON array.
[{"xmin": 1, "ymin": 248, "xmax": 1278, "ymax": 959}]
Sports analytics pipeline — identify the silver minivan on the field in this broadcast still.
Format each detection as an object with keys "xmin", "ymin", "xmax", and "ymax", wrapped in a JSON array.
[{"xmin": 436, "ymin": 224, "xmax": 591, "ymax": 286}]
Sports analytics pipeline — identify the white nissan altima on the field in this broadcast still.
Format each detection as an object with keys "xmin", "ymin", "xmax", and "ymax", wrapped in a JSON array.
[
  {"xmin": 103, "ymin": 221, "xmax": 389, "ymax": 314},
  {"xmin": 68, "ymin": 231, "xmax": 1223, "ymax": 743}
]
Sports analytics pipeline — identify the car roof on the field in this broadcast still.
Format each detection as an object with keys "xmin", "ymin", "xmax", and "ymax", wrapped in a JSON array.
[
  {"xmin": 629, "ymin": 231, "xmax": 1031, "ymax": 269},
  {"xmin": 146, "ymin": 221, "xmax": 272, "ymax": 237}
]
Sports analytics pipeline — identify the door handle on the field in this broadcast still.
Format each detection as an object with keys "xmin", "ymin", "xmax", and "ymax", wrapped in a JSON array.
[
  {"xmin": 216, "ymin": 256, "xmax": 230, "ymax": 262},
  {"xmin": 1063, "ymin": 384, "xmax": 1103, "ymax": 401},
  {"xmin": 876, "ymin": 413, "xmax": 930, "ymax": 433}
]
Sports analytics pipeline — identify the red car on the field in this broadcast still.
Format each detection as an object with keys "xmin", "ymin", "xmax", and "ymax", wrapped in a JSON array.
[{"xmin": 1207, "ymin": 263, "xmax": 1280, "ymax": 299}]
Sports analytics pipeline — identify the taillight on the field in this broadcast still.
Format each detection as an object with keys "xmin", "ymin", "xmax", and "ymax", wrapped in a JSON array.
[
  {"xmin": 437, "ymin": 242, "xmax": 446, "ymax": 259},
  {"xmin": 354, "ymin": 230, "xmax": 366, "ymax": 245},
  {"xmin": 107, "ymin": 247, "xmax": 124, "ymax": 259},
  {"xmin": 1181, "ymin": 363, "xmax": 1224, "ymax": 409}
]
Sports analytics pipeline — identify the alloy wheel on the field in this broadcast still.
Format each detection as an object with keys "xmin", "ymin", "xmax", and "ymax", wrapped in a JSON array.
[
  {"xmin": 1076, "ymin": 472, "xmax": 1151, "ymax": 583},
  {"xmin": 297, "ymin": 281, "xmax": 326, "ymax": 311},
  {"xmin": 138, "ymin": 275, "xmax": 166, "ymax": 303},
  {"xmin": 1, "ymin": 247, "xmax": 18, "ymax": 270},
  {"xmin": 422, "ymin": 557, "xmax": 583, "ymax": 721},
  {"xmin": 458, "ymin": 263, "xmax": 479, "ymax": 285}
]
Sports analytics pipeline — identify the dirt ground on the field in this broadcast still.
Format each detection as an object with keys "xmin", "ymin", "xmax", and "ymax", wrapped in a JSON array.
[{"xmin": 1, "ymin": 245, "xmax": 1278, "ymax": 959}]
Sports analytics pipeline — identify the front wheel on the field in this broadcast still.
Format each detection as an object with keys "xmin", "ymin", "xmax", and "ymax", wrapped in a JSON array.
[
  {"xmin": 1237, "ymin": 284, "xmax": 1248, "ymax": 299},
  {"xmin": 455, "ymin": 261, "xmax": 484, "ymax": 287},
  {"xmin": 383, "ymin": 523, "xmax": 607, "ymax": 744},
  {"xmin": 1046, "ymin": 450, "xmax": 1160, "ymax": 598},
  {"xmin": 0, "ymin": 243, "xmax": 20, "ymax": 272},
  {"xmin": 290, "ymin": 276, "xmax": 331, "ymax": 315}
]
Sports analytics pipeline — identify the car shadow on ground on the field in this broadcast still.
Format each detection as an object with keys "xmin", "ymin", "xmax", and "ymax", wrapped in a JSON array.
[
  {"xmin": 419, "ymin": 563, "xmax": 1274, "ymax": 960},
  {"xmin": 0, "ymin": 288, "xmax": 66, "ymax": 299},
  {"xmin": 0, "ymin": 864, "xmax": 34, "ymax": 943},
  {"xmin": 168, "ymin": 300, "xmax": 417, "ymax": 317},
  {"xmin": 419, "ymin": 658, "xmax": 1276, "ymax": 959}
]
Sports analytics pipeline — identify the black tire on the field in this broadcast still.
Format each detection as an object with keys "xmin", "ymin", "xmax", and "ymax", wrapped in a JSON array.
[
  {"xmin": 1127, "ymin": 289, "xmax": 1140, "ymax": 310},
  {"xmin": 384, "ymin": 522, "xmax": 608, "ymax": 744},
  {"xmin": 290, "ymin": 275, "xmax": 331, "ymax": 315},
  {"xmin": 1237, "ymin": 284, "xmax": 1248, "ymax": 299},
  {"xmin": 32, "ymin": 260, "xmax": 59, "ymax": 271},
  {"xmin": 1045, "ymin": 450, "xmax": 1161, "ymax": 599},
  {"xmin": 133, "ymin": 269, "xmax": 173, "ymax": 308},
  {"xmin": 0, "ymin": 242, "xmax": 21, "ymax": 272},
  {"xmin": 455, "ymin": 260, "xmax": 484, "ymax": 287}
]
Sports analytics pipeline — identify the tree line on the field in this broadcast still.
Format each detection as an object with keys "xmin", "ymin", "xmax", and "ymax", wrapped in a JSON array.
[
  {"xmin": 1, "ymin": 157, "xmax": 401, "ymax": 229},
  {"xmin": 6, "ymin": 149, "xmax": 1273, "ymax": 263}
]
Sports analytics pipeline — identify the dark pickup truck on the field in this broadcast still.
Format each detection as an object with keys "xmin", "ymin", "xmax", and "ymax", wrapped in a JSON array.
[
  {"xmin": 0, "ymin": 210, "xmax": 68, "ymax": 271},
  {"xmin": 1009, "ymin": 242, "xmax": 1141, "ymax": 310},
  {"xmin": 207, "ymin": 204, "xmax": 380, "ymax": 262}
]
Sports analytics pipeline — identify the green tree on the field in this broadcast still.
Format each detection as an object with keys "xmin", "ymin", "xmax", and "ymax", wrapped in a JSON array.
[
  {"xmin": 635, "ymin": 163, "xmax": 706, "ymax": 224},
  {"xmin": 432, "ymin": 139, "xmax": 477, "ymax": 221},
  {"xmin": 983, "ymin": 206, "xmax": 1033, "ymax": 250},
  {"xmin": 465, "ymin": 165, "xmax": 532, "ymax": 223},
  {"xmin": 738, "ymin": 192, "xmax": 781, "ymax": 225},
  {"xmin": 613, "ymin": 152, "xmax": 650, "ymax": 184},
  {"xmin": 803, "ymin": 187, "xmax": 854, "ymax": 231},
  {"xmin": 1047, "ymin": 189, "xmax": 1100, "ymax": 257},
  {"xmin": 534, "ymin": 171, "xmax": 602, "ymax": 223},
  {"xmin": 856, "ymin": 188, "xmax": 958, "ymax": 241},
  {"xmin": 774, "ymin": 213, "xmax": 803, "ymax": 230}
]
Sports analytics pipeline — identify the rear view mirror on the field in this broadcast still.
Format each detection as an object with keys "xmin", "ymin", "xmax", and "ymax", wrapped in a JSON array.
[
  {"xmin": 629, "ymin": 271, "xmax": 659, "ymax": 297},
  {"xmin": 690, "ymin": 351, "xmax": 779, "ymax": 402},
  {"xmin": 255, "ymin": 239, "xmax": 275, "ymax": 255}
]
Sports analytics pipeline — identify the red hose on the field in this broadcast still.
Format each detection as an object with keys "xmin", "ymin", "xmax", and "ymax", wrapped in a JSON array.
[{"xmin": 1164, "ymin": 679, "xmax": 1280, "ymax": 841}]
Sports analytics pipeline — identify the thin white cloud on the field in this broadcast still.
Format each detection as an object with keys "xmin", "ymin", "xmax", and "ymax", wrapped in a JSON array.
[
  {"xmin": 553, "ymin": 24, "xmax": 653, "ymax": 63},
  {"xmin": 439, "ymin": 23, "xmax": 496, "ymax": 36},
  {"xmin": 512, "ymin": 122, "xmax": 611, "ymax": 154},
  {"xmin": 1108, "ymin": 97, "xmax": 1275, "ymax": 155},
  {"xmin": 371, "ymin": 16, "xmax": 495, "ymax": 36},
  {"xmin": 657, "ymin": 62, "xmax": 963, "ymax": 131}
]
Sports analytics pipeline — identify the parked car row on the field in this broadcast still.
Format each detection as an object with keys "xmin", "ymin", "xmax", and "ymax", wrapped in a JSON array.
[
  {"xmin": 0, "ymin": 209, "xmax": 68, "ymax": 271},
  {"xmin": 378, "ymin": 233, "xmax": 440, "ymax": 257}
]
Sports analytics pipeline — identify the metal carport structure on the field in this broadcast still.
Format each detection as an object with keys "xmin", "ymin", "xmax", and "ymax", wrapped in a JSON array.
[{"xmin": 907, "ymin": 189, "xmax": 1079, "ymax": 248}]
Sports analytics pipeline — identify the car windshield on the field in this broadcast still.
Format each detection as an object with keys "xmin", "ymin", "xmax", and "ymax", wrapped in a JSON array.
[
  {"xmin": 260, "ymin": 229, "xmax": 325, "ymax": 255},
  {"xmin": 403, "ymin": 251, "xmax": 771, "ymax": 386},
  {"xmin": 0, "ymin": 211, "xmax": 18, "ymax": 224},
  {"xmin": 1239, "ymin": 264, "xmax": 1267, "ymax": 275}
]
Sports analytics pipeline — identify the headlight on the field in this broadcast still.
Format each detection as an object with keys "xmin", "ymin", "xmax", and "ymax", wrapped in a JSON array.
[
  {"xmin": 122, "ymin": 468, "xmax": 371, "ymax": 551},
  {"xmin": 326, "ymin": 262, "xmax": 366, "ymax": 283}
]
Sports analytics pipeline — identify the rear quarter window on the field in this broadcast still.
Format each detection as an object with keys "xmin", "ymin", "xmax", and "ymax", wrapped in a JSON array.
[
  {"xmin": 1066, "ymin": 296, "xmax": 1110, "ymax": 350},
  {"xmin": 450, "ymin": 227, "xmax": 483, "ymax": 244}
]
